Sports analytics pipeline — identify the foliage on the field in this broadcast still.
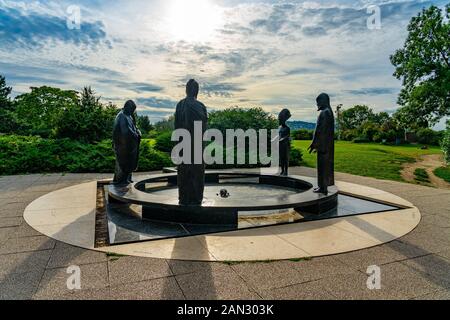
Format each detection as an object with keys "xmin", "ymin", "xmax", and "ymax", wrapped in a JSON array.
[
  {"xmin": 0, "ymin": 75, "xmax": 16, "ymax": 134},
  {"xmin": 154, "ymin": 131, "xmax": 176, "ymax": 153},
  {"xmin": 55, "ymin": 87, "xmax": 118, "ymax": 143},
  {"xmin": 13, "ymin": 86, "xmax": 118, "ymax": 142},
  {"xmin": 208, "ymin": 107, "xmax": 278, "ymax": 133},
  {"xmin": 14, "ymin": 86, "xmax": 79, "ymax": 138},
  {"xmin": 292, "ymin": 129, "xmax": 314, "ymax": 141},
  {"xmin": 0, "ymin": 135, "xmax": 171, "ymax": 175},
  {"xmin": 154, "ymin": 115, "xmax": 175, "ymax": 132},
  {"xmin": 434, "ymin": 166, "xmax": 450, "ymax": 183},
  {"xmin": 414, "ymin": 168, "xmax": 431, "ymax": 183},
  {"xmin": 442, "ymin": 120, "xmax": 450, "ymax": 164},
  {"xmin": 136, "ymin": 115, "xmax": 154, "ymax": 136},
  {"xmin": 415, "ymin": 128, "xmax": 443, "ymax": 146},
  {"xmin": 390, "ymin": 4, "xmax": 450, "ymax": 127}
]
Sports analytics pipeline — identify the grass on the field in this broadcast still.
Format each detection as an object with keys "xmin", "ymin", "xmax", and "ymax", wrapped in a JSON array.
[
  {"xmin": 434, "ymin": 166, "xmax": 450, "ymax": 183},
  {"xmin": 293, "ymin": 140, "xmax": 442, "ymax": 182},
  {"xmin": 414, "ymin": 168, "xmax": 431, "ymax": 183}
]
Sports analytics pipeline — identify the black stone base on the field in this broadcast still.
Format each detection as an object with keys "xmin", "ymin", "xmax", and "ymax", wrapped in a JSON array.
[
  {"xmin": 294, "ymin": 192, "xmax": 338, "ymax": 215},
  {"xmin": 142, "ymin": 205, "xmax": 238, "ymax": 227}
]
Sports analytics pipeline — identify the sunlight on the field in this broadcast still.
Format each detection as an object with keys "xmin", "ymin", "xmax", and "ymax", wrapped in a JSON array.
[{"xmin": 165, "ymin": 0, "xmax": 223, "ymax": 42}]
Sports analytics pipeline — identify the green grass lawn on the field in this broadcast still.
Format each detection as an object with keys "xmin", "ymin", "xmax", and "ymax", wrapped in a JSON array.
[
  {"xmin": 434, "ymin": 166, "xmax": 450, "ymax": 183},
  {"xmin": 293, "ymin": 141, "xmax": 442, "ymax": 182}
]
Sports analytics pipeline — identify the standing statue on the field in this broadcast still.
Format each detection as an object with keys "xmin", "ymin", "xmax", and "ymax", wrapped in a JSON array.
[
  {"xmin": 278, "ymin": 109, "xmax": 292, "ymax": 176},
  {"xmin": 112, "ymin": 100, "xmax": 142, "ymax": 186},
  {"xmin": 175, "ymin": 79, "xmax": 208, "ymax": 205},
  {"xmin": 308, "ymin": 93, "xmax": 335, "ymax": 194}
]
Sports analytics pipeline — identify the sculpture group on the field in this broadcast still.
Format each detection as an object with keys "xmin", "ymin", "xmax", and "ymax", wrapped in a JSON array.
[{"xmin": 112, "ymin": 79, "xmax": 335, "ymax": 205}]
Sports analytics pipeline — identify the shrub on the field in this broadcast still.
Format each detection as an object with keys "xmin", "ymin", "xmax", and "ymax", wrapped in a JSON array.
[
  {"xmin": 292, "ymin": 129, "xmax": 314, "ymax": 141},
  {"xmin": 442, "ymin": 121, "xmax": 450, "ymax": 164},
  {"xmin": 416, "ymin": 128, "xmax": 443, "ymax": 146},
  {"xmin": 290, "ymin": 146, "xmax": 303, "ymax": 166},
  {"xmin": 0, "ymin": 135, "xmax": 171, "ymax": 175},
  {"xmin": 154, "ymin": 131, "xmax": 175, "ymax": 153},
  {"xmin": 353, "ymin": 136, "xmax": 371, "ymax": 144}
]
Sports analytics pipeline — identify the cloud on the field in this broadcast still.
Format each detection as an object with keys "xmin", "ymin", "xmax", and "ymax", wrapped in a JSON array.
[
  {"xmin": 201, "ymin": 82, "xmax": 245, "ymax": 97},
  {"xmin": 136, "ymin": 97, "xmax": 178, "ymax": 109},
  {"xmin": 344, "ymin": 88, "xmax": 398, "ymax": 95},
  {"xmin": 97, "ymin": 79, "xmax": 163, "ymax": 93},
  {"xmin": 0, "ymin": 4, "xmax": 109, "ymax": 49},
  {"xmin": 250, "ymin": 4, "xmax": 300, "ymax": 34}
]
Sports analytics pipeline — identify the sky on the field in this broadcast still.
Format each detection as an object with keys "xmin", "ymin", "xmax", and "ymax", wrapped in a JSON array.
[{"xmin": 0, "ymin": 0, "xmax": 448, "ymax": 128}]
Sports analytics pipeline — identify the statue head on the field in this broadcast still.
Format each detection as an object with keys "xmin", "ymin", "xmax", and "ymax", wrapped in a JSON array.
[
  {"xmin": 123, "ymin": 100, "xmax": 137, "ymax": 116},
  {"xmin": 278, "ymin": 109, "xmax": 292, "ymax": 125},
  {"xmin": 186, "ymin": 79, "xmax": 199, "ymax": 99},
  {"xmin": 316, "ymin": 93, "xmax": 331, "ymax": 111}
]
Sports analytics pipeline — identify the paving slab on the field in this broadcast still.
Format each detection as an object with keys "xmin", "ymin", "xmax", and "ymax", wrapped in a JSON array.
[
  {"xmin": 175, "ymin": 269, "xmax": 260, "ymax": 300},
  {"xmin": 110, "ymin": 277, "xmax": 185, "ymax": 300},
  {"xmin": 33, "ymin": 262, "xmax": 109, "ymax": 299},
  {"xmin": 108, "ymin": 256, "xmax": 172, "ymax": 286},
  {"xmin": 0, "ymin": 250, "xmax": 52, "ymax": 276},
  {"xmin": 0, "ymin": 235, "xmax": 55, "ymax": 255},
  {"xmin": 262, "ymin": 280, "xmax": 337, "ymax": 300},
  {"xmin": 47, "ymin": 242, "xmax": 107, "ymax": 269}
]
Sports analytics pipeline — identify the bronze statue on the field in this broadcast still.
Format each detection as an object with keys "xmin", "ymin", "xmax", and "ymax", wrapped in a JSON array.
[
  {"xmin": 175, "ymin": 79, "xmax": 208, "ymax": 205},
  {"xmin": 308, "ymin": 93, "xmax": 335, "ymax": 194},
  {"xmin": 278, "ymin": 109, "xmax": 292, "ymax": 176},
  {"xmin": 112, "ymin": 100, "xmax": 142, "ymax": 186}
]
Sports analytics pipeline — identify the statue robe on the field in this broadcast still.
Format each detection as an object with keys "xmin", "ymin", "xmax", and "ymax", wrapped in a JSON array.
[
  {"xmin": 312, "ymin": 107, "xmax": 335, "ymax": 189},
  {"xmin": 279, "ymin": 125, "xmax": 291, "ymax": 174},
  {"xmin": 112, "ymin": 111, "xmax": 141, "ymax": 185},
  {"xmin": 175, "ymin": 97, "xmax": 208, "ymax": 205}
]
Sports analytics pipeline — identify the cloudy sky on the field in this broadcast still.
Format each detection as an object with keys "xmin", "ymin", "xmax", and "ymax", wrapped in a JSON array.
[{"xmin": 0, "ymin": 0, "xmax": 447, "ymax": 127}]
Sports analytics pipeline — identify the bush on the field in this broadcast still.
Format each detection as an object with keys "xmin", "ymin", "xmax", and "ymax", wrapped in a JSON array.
[
  {"xmin": 416, "ymin": 128, "xmax": 443, "ymax": 146},
  {"xmin": 353, "ymin": 136, "xmax": 370, "ymax": 144},
  {"xmin": 290, "ymin": 146, "xmax": 303, "ymax": 166},
  {"xmin": 0, "ymin": 135, "xmax": 171, "ymax": 175},
  {"xmin": 442, "ymin": 121, "xmax": 450, "ymax": 164},
  {"xmin": 292, "ymin": 129, "xmax": 314, "ymax": 140},
  {"xmin": 154, "ymin": 131, "xmax": 175, "ymax": 153}
]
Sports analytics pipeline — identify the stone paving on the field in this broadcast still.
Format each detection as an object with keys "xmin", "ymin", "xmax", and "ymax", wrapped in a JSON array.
[{"xmin": 0, "ymin": 168, "xmax": 449, "ymax": 300}]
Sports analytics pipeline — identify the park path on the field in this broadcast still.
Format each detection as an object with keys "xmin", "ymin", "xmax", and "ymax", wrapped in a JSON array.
[{"xmin": 402, "ymin": 154, "xmax": 450, "ymax": 189}]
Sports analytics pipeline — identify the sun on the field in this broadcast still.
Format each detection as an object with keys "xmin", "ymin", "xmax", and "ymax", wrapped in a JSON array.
[{"xmin": 165, "ymin": 0, "xmax": 223, "ymax": 42}]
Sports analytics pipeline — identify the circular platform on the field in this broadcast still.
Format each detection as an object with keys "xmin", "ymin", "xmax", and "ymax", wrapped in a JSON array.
[
  {"xmin": 108, "ymin": 173, "xmax": 339, "ymax": 225},
  {"xmin": 22, "ymin": 174, "xmax": 421, "ymax": 262}
]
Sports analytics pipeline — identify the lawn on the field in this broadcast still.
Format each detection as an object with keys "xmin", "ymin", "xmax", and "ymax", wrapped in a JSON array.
[{"xmin": 292, "ymin": 141, "xmax": 443, "ymax": 182}]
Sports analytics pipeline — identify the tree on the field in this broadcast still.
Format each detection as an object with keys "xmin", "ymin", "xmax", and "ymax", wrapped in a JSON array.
[
  {"xmin": 340, "ymin": 105, "xmax": 375, "ymax": 131},
  {"xmin": 55, "ymin": 87, "xmax": 118, "ymax": 143},
  {"xmin": 136, "ymin": 115, "xmax": 154, "ymax": 135},
  {"xmin": 15, "ymin": 86, "xmax": 79, "ymax": 137},
  {"xmin": 391, "ymin": 4, "xmax": 450, "ymax": 127},
  {"xmin": 0, "ymin": 75, "xmax": 15, "ymax": 133}
]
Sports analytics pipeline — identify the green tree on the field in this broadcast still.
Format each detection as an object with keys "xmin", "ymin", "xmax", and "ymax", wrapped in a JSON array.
[
  {"xmin": 15, "ymin": 86, "xmax": 78, "ymax": 137},
  {"xmin": 391, "ymin": 4, "xmax": 450, "ymax": 127},
  {"xmin": 136, "ymin": 115, "xmax": 154, "ymax": 135},
  {"xmin": 55, "ymin": 87, "xmax": 118, "ymax": 143},
  {"xmin": 0, "ymin": 75, "xmax": 15, "ymax": 133},
  {"xmin": 340, "ymin": 105, "xmax": 375, "ymax": 131}
]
